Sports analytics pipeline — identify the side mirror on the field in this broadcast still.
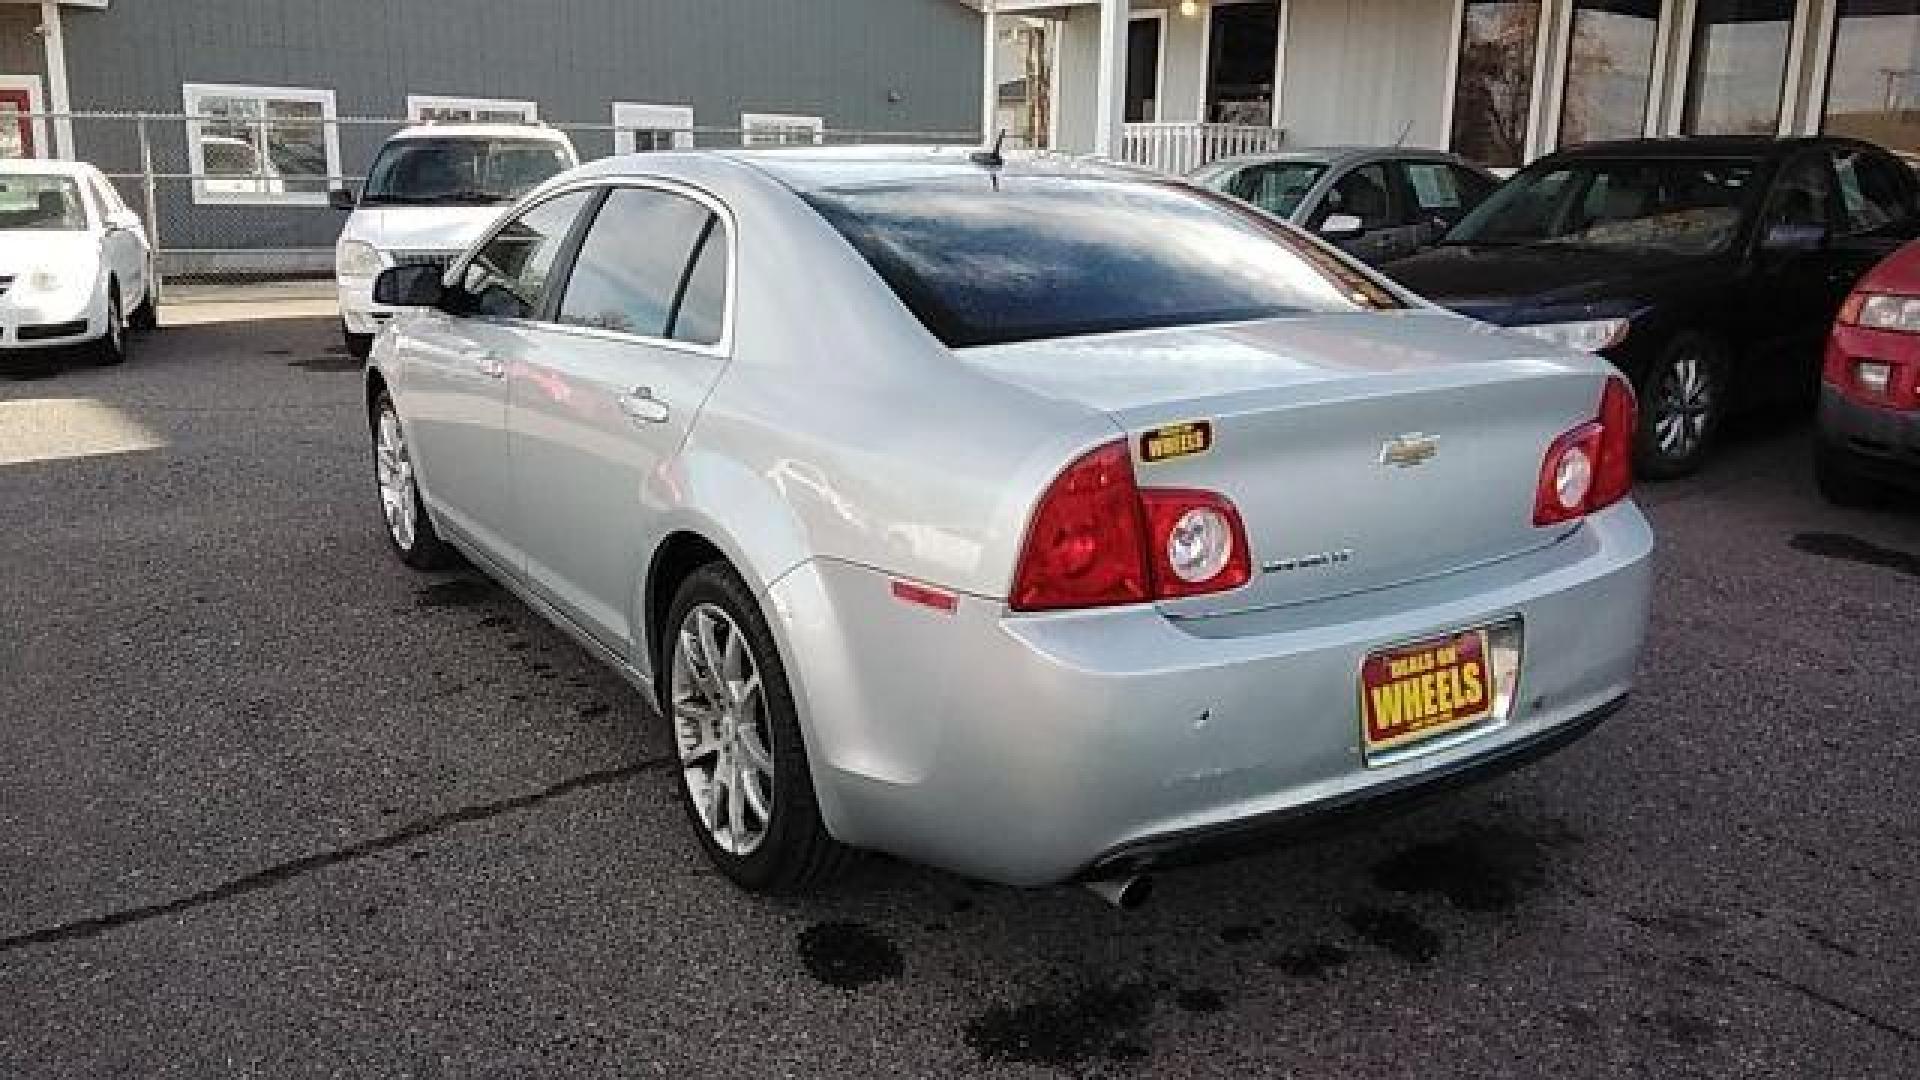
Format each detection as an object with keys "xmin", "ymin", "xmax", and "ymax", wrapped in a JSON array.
[
  {"xmin": 328, "ymin": 186, "xmax": 357, "ymax": 211},
  {"xmin": 1761, "ymin": 222, "xmax": 1829, "ymax": 254},
  {"xmin": 373, "ymin": 264, "xmax": 445, "ymax": 308},
  {"xmin": 105, "ymin": 209, "xmax": 142, "ymax": 233},
  {"xmin": 1320, "ymin": 213, "xmax": 1365, "ymax": 241}
]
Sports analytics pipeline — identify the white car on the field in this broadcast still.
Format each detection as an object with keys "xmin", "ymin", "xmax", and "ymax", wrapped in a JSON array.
[
  {"xmin": 332, "ymin": 124, "xmax": 576, "ymax": 358},
  {"xmin": 0, "ymin": 159, "xmax": 154, "ymax": 364}
]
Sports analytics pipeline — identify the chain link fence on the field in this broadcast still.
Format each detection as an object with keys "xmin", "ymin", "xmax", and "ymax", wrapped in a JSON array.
[{"xmin": 13, "ymin": 111, "xmax": 975, "ymax": 294}]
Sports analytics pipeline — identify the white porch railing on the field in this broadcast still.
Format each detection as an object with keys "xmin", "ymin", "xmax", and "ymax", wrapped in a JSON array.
[{"xmin": 1119, "ymin": 123, "xmax": 1287, "ymax": 175}]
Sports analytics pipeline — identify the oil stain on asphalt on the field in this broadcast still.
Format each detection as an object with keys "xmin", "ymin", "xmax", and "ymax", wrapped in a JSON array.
[
  {"xmin": 796, "ymin": 921, "xmax": 903, "ymax": 991},
  {"xmin": 287, "ymin": 354, "xmax": 364, "ymax": 373},
  {"xmin": 1344, "ymin": 905, "xmax": 1443, "ymax": 964},
  {"xmin": 415, "ymin": 577, "xmax": 498, "ymax": 608},
  {"xmin": 1270, "ymin": 942, "xmax": 1352, "ymax": 980},
  {"xmin": 1790, "ymin": 533, "xmax": 1920, "ymax": 579},
  {"xmin": 1370, "ymin": 825, "xmax": 1553, "ymax": 914},
  {"xmin": 963, "ymin": 977, "xmax": 1156, "ymax": 1068}
]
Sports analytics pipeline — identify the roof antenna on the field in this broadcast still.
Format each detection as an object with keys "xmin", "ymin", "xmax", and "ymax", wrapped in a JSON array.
[
  {"xmin": 971, "ymin": 128, "xmax": 1007, "ymax": 169},
  {"xmin": 1393, "ymin": 118, "xmax": 1414, "ymax": 148}
]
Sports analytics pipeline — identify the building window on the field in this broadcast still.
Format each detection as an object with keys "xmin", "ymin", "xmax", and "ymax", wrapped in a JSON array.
[
  {"xmin": 1560, "ymin": 0, "xmax": 1662, "ymax": 146},
  {"xmin": 183, "ymin": 83, "xmax": 339, "ymax": 205},
  {"xmin": 740, "ymin": 113, "xmax": 824, "ymax": 147},
  {"xmin": 1681, "ymin": 0, "xmax": 1795, "ymax": 135},
  {"xmin": 1205, "ymin": 2, "xmax": 1280, "ymax": 125},
  {"xmin": 1451, "ymin": 0, "xmax": 1545, "ymax": 168},
  {"xmin": 996, "ymin": 17, "xmax": 1057, "ymax": 149},
  {"xmin": 407, "ymin": 95, "xmax": 539, "ymax": 124},
  {"xmin": 1824, "ymin": 0, "xmax": 1920, "ymax": 155},
  {"xmin": 613, "ymin": 103, "xmax": 695, "ymax": 154},
  {"xmin": 1126, "ymin": 12, "xmax": 1165, "ymax": 124}
]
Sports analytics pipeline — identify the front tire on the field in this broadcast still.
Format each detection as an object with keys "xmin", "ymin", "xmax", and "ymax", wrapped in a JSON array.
[
  {"xmin": 91, "ymin": 286, "xmax": 128, "ymax": 366},
  {"xmin": 129, "ymin": 278, "xmax": 158, "ymax": 332},
  {"xmin": 372, "ymin": 390, "xmax": 455, "ymax": 570},
  {"xmin": 1634, "ymin": 332, "xmax": 1726, "ymax": 481},
  {"xmin": 661, "ymin": 562, "xmax": 853, "ymax": 893}
]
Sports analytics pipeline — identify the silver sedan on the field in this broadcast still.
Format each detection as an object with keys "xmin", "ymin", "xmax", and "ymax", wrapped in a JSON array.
[{"xmin": 364, "ymin": 147, "xmax": 1652, "ymax": 897}]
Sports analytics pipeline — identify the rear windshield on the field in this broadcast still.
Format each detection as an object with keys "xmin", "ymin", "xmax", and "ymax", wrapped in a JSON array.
[
  {"xmin": 803, "ymin": 175, "xmax": 1402, "ymax": 348},
  {"xmin": 361, "ymin": 138, "xmax": 573, "ymax": 206},
  {"xmin": 0, "ymin": 175, "xmax": 85, "ymax": 231}
]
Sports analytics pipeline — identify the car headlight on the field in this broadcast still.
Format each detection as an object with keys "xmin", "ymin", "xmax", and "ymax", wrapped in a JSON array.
[
  {"xmin": 1842, "ymin": 292, "xmax": 1920, "ymax": 334},
  {"xmin": 336, "ymin": 240, "xmax": 384, "ymax": 278},
  {"xmin": 1508, "ymin": 318, "xmax": 1630, "ymax": 353}
]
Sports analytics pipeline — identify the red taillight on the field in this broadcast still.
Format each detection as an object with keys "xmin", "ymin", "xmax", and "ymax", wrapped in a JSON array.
[
  {"xmin": 1010, "ymin": 442, "xmax": 1250, "ymax": 612},
  {"xmin": 1535, "ymin": 376, "xmax": 1636, "ymax": 527}
]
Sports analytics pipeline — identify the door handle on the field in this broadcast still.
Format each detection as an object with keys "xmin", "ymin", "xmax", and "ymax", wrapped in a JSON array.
[
  {"xmin": 458, "ymin": 348, "xmax": 504, "ymax": 379},
  {"xmin": 617, "ymin": 386, "xmax": 670, "ymax": 424}
]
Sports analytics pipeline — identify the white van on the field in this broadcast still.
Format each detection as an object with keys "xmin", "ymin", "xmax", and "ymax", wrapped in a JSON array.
[{"xmin": 332, "ymin": 124, "xmax": 577, "ymax": 357}]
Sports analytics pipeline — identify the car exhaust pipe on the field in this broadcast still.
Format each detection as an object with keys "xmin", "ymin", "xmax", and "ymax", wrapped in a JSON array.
[{"xmin": 1083, "ymin": 875, "xmax": 1154, "ymax": 910}]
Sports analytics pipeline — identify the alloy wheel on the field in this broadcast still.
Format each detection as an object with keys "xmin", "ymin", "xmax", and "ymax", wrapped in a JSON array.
[
  {"xmin": 375, "ymin": 408, "xmax": 418, "ymax": 551},
  {"xmin": 671, "ymin": 603, "xmax": 775, "ymax": 856},
  {"xmin": 1652, "ymin": 345, "xmax": 1713, "ymax": 461}
]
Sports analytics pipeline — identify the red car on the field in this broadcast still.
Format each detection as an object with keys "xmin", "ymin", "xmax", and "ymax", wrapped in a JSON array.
[{"xmin": 1818, "ymin": 240, "xmax": 1920, "ymax": 505}]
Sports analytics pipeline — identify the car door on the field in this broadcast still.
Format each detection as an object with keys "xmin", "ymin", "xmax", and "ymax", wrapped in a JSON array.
[
  {"xmin": 508, "ymin": 182, "xmax": 732, "ymax": 656},
  {"xmin": 1744, "ymin": 150, "xmax": 1849, "ymax": 401},
  {"xmin": 398, "ymin": 187, "xmax": 594, "ymax": 572},
  {"xmin": 1311, "ymin": 161, "xmax": 1416, "ymax": 263}
]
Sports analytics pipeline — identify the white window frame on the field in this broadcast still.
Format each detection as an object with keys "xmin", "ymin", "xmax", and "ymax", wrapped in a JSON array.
[
  {"xmin": 740, "ymin": 112, "xmax": 825, "ymax": 147},
  {"xmin": 0, "ymin": 74, "xmax": 48, "ymax": 161},
  {"xmin": 1126, "ymin": 9, "xmax": 1169, "ymax": 124},
  {"xmin": 182, "ymin": 82, "xmax": 340, "ymax": 206},
  {"xmin": 1662, "ymin": 0, "xmax": 1812, "ymax": 137},
  {"xmin": 406, "ymin": 94, "xmax": 539, "ymax": 124},
  {"xmin": 612, "ymin": 102, "xmax": 695, "ymax": 154},
  {"xmin": 1537, "ymin": 0, "xmax": 1677, "ymax": 156}
]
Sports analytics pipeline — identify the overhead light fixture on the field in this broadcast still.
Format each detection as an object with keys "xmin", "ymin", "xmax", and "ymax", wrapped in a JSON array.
[{"xmin": 1179, "ymin": 0, "xmax": 1201, "ymax": 16}]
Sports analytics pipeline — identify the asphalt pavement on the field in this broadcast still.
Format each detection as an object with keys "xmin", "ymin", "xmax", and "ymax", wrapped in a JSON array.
[{"xmin": 2, "ymin": 309, "xmax": 1917, "ymax": 1078}]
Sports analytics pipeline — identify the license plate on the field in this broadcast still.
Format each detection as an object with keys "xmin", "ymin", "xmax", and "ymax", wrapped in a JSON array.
[{"xmin": 1360, "ymin": 627, "xmax": 1497, "ymax": 759}]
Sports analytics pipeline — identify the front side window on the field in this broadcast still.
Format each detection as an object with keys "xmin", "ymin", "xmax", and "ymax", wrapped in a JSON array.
[
  {"xmin": 361, "ymin": 138, "xmax": 573, "ymax": 207},
  {"xmin": 1451, "ymin": 0, "xmax": 1545, "ymax": 168},
  {"xmin": 1560, "ymin": 0, "xmax": 1662, "ymax": 145},
  {"xmin": 1682, "ymin": 0, "xmax": 1795, "ymax": 136},
  {"xmin": 1763, "ymin": 153, "xmax": 1838, "ymax": 233},
  {"xmin": 1213, "ymin": 161, "xmax": 1326, "ymax": 219},
  {"xmin": 183, "ymin": 83, "xmax": 337, "ymax": 204},
  {"xmin": 804, "ymin": 175, "xmax": 1403, "ymax": 350},
  {"xmin": 1317, "ymin": 164, "xmax": 1400, "ymax": 229},
  {"xmin": 0, "ymin": 175, "xmax": 86, "ymax": 231},
  {"xmin": 558, "ymin": 187, "xmax": 728, "ymax": 346},
  {"xmin": 1825, "ymin": 1, "xmax": 1920, "ymax": 156},
  {"xmin": 1448, "ymin": 157, "xmax": 1761, "ymax": 255},
  {"xmin": 460, "ymin": 189, "xmax": 592, "ymax": 321}
]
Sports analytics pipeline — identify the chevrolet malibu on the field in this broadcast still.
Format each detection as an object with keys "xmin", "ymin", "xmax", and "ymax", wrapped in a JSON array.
[{"xmin": 364, "ymin": 148, "xmax": 1653, "ymax": 897}]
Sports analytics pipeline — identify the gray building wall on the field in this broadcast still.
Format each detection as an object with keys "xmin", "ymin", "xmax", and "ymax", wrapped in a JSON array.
[
  {"xmin": 54, "ymin": 0, "xmax": 984, "ymax": 263},
  {"xmin": 0, "ymin": 5, "xmax": 46, "ymax": 78}
]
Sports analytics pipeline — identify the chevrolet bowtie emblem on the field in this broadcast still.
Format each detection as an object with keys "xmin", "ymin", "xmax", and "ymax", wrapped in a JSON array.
[{"xmin": 1380, "ymin": 433, "xmax": 1440, "ymax": 468}]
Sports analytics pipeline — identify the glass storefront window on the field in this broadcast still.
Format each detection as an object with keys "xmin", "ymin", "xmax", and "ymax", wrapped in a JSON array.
[
  {"xmin": 1451, "ymin": 0, "xmax": 1544, "ymax": 168},
  {"xmin": 1682, "ymin": 0, "xmax": 1795, "ymax": 135},
  {"xmin": 995, "ymin": 17, "xmax": 1055, "ymax": 149},
  {"xmin": 1561, "ymin": 0, "xmax": 1662, "ymax": 145},
  {"xmin": 1824, "ymin": 0, "xmax": 1920, "ymax": 156}
]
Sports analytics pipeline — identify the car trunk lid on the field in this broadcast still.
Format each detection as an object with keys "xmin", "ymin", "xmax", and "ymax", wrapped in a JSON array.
[{"xmin": 960, "ymin": 310, "xmax": 1612, "ymax": 614}]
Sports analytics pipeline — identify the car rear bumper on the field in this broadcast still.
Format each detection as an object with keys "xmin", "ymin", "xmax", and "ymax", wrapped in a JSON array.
[{"xmin": 770, "ymin": 501, "xmax": 1653, "ymax": 887}]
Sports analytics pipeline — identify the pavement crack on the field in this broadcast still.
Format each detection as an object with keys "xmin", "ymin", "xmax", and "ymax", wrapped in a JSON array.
[
  {"xmin": 0, "ymin": 756, "xmax": 672, "ymax": 954},
  {"xmin": 1737, "ymin": 961, "xmax": 1920, "ymax": 1046}
]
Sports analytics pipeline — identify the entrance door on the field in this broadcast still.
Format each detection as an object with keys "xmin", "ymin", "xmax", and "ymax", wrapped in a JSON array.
[{"xmin": 0, "ymin": 83, "xmax": 37, "ymax": 159}]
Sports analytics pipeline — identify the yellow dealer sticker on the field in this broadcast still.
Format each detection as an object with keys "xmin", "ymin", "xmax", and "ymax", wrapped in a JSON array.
[{"xmin": 1140, "ymin": 421, "xmax": 1212, "ymax": 464}]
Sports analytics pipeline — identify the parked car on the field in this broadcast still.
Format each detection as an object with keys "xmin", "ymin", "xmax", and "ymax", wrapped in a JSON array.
[
  {"xmin": 1190, "ymin": 148, "xmax": 1499, "ymax": 264},
  {"xmin": 1816, "ymin": 239, "xmax": 1920, "ymax": 503},
  {"xmin": 363, "ymin": 148, "xmax": 1652, "ymax": 897},
  {"xmin": 1384, "ymin": 137, "xmax": 1920, "ymax": 479},
  {"xmin": 331, "ymin": 123, "xmax": 577, "ymax": 358},
  {"xmin": 0, "ymin": 159, "xmax": 154, "ymax": 365}
]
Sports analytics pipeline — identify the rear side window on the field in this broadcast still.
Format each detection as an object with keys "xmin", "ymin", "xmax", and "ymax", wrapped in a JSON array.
[
  {"xmin": 557, "ymin": 187, "xmax": 727, "ymax": 345},
  {"xmin": 460, "ymin": 189, "xmax": 592, "ymax": 320},
  {"xmin": 1831, "ymin": 149, "xmax": 1915, "ymax": 236},
  {"xmin": 804, "ymin": 175, "xmax": 1401, "ymax": 349}
]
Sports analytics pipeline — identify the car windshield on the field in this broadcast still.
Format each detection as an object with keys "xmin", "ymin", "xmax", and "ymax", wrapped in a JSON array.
[
  {"xmin": 360, "ymin": 138, "xmax": 571, "ymax": 206},
  {"xmin": 804, "ymin": 175, "xmax": 1403, "ymax": 349},
  {"xmin": 0, "ymin": 175, "xmax": 86, "ymax": 231},
  {"xmin": 1445, "ymin": 157, "xmax": 1761, "ymax": 256},
  {"xmin": 1204, "ymin": 160, "xmax": 1327, "ymax": 219}
]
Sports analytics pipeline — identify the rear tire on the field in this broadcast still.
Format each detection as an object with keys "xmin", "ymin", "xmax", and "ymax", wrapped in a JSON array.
[
  {"xmin": 1814, "ymin": 441, "xmax": 1887, "ymax": 508},
  {"xmin": 372, "ymin": 390, "xmax": 455, "ymax": 570},
  {"xmin": 1634, "ymin": 332, "xmax": 1726, "ymax": 481},
  {"xmin": 660, "ymin": 562, "xmax": 854, "ymax": 894},
  {"xmin": 91, "ymin": 286, "xmax": 128, "ymax": 366},
  {"xmin": 129, "ymin": 280, "xmax": 158, "ymax": 332},
  {"xmin": 343, "ymin": 323, "xmax": 374, "ymax": 360}
]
